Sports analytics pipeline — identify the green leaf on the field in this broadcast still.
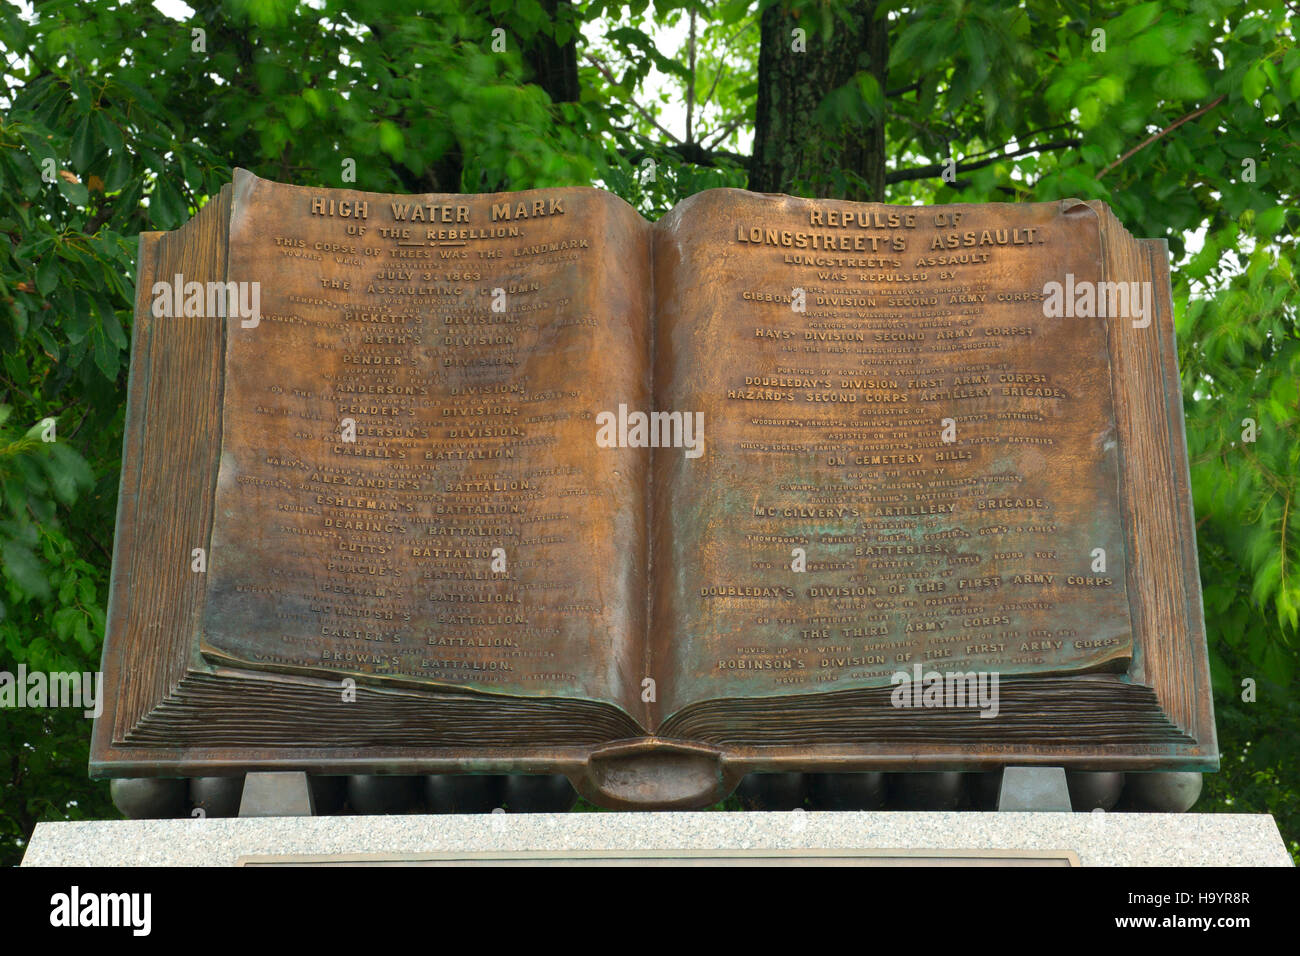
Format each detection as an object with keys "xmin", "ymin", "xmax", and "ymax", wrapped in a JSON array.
[
  {"xmin": 35, "ymin": 253, "xmax": 59, "ymax": 296},
  {"xmin": 1253, "ymin": 206, "xmax": 1287, "ymax": 235},
  {"xmin": 73, "ymin": 614, "xmax": 94, "ymax": 654},
  {"xmin": 1155, "ymin": 61, "xmax": 1210, "ymax": 100},
  {"xmin": 91, "ymin": 325, "xmax": 120, "ymax": 380},
  {"xmin": 71, "ymin": 113, "xmax": 97, "ymax": 171},
  {"xmin": 301, "ymin": 88, "xmax": 325, "ymax": 115},
  {"xmin": 56, "ymin": 178, "xmax": 89, "ymax": 206},
  {"xmin": 854, "ymin": 72, "xmax": 884, "ymax": 121},
  {"xmin": 1111, "ymin": 2, "xmax": 1164, "ymax": 39},
  {"xmin": 1129, "ymin": 30, "xmax": 1176, "ymax": 66},
  {"xmin": 283, "ymin": 98, "xmax": 309, "ymax": 129},
  {"xmin": 94, "ymin": 111, "xmax": 124, "ymax": 155},
  {"xmin": 21, "ymin": 128, "xmax": 57, "ymax": 172},
  {"xmin": 52, "ymin": 606, "xmax": 80, "ymax": 643},
  {"xmin": 43, "ymin": 443, "xmax": 94, "ymax": 504},
  {"xmin": 377, "ymin": 120, "xmax": 405, "ymax": 159},
  {"xmin": 103, "ymin": 153, "xmax": 131, "ymax": 193},
  {"xmin": 1242, "ymin": 62, "xmax": 1268, "ymax": 102},
  {"xmin": 0, "ymin": 540, "xmax": 50, "ymax": 600},
  {"xmin": 150, "ymin": 178, "xmax": 186, "ymax": 228}
]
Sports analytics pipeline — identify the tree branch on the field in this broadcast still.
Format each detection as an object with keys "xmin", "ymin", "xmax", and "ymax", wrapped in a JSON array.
[
  {"xmin": 886, "ymin": 138, "xmax": 1080, "ymax": 184},
  {"xmin": 583, "ymin": 52, "xmax": 681, "ymax": 145},
  {"xmin": 953, "ymin": 121, "xmax": 1078, "ymax": 163},
  {"xmin": 1096, "ymin": 94, "xmax": 1225, "ymax": 179},
  {"xmin": 702, "ymin": 115, "xmax": 745, "ymax": 149},
  {"xmin": 685, "ymin": 10, "xmax": 696, "ymax": 144},
  {"xmin": 619, "ymin": 142, "xmax": 748, "ymax": 168}
]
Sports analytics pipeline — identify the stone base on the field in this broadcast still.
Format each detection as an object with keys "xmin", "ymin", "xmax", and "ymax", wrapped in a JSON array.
[{"xmin": 21, "ymin": 811, "xmax": 1290, "ymax": 866}]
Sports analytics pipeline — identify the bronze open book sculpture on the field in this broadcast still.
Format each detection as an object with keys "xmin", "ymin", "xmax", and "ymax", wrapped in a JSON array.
[{"xmin": 92, "ymin": 170, "xmax": 1216, "ymax": 808}]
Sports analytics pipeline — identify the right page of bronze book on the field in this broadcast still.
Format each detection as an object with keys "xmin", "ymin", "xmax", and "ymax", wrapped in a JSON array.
[{"xmin": 650, "ymin": 190, "xmax": 1149, "ymax": 733}]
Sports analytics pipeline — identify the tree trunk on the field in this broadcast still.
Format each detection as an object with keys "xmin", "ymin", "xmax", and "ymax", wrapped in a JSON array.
[
  {"xmin": 749, "ymin": 0, "xmax": 887, "ymax": 201},
  {"xmin": 523, "ymin": 0, "xmax": 580, "ymax": 104}
]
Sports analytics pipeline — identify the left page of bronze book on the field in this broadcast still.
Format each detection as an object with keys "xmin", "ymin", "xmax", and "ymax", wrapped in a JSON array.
[{"xmin": 199, "ymin": 170, "xmax": 651, "ymax": 718}]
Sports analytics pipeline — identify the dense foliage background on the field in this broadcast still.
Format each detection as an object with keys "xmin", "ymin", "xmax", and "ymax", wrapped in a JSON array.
[{"xmin": 0, "ymin": 0, "xmax": 1295, "ymax": 865}]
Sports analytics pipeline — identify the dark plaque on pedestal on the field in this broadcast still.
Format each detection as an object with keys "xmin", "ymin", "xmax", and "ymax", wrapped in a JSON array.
[{"xmin": 91, "ymin": 170, "xmax": 1216, "ymax": 808}]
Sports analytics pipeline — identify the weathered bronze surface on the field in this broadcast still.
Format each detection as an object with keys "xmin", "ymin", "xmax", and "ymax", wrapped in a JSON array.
[
  {"xmin": 649, "ymin": 190, "xmax": 1131, "ymax": 720},
  {"xmin": 91, "ymin": 171, "xmax": 1218, "ymax": 804},
  {"xmin": 203, "ymin": 171, "xmax": 653, "ymax": 721},
  {"xmin": 206, "ymin": 176, "xmax": 1129, "ymax": 714}
]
